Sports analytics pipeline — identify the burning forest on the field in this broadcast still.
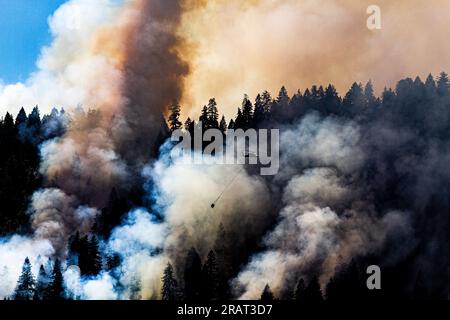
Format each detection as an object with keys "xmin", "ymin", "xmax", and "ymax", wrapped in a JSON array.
[{"xmin": 0, "ymin": 0, "xmax": 450, "ymax": 304}]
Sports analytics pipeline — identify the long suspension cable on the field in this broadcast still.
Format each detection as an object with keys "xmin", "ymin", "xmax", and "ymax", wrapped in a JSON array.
[{"xmin": 210, "ymin": 166, "xmax": 244, "ymax": 208}]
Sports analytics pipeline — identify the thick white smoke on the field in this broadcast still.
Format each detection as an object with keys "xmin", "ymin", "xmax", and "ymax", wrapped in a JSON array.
[
  {"xmin": 232, "ymin": 114, "xmax": 413, "ymax": 299},
  {"xmin": 0, "ymin": 0, "xmax": 430, "ymax": 301},
  {"xmin": 64, "ymin": 269, "xmax": 118, "ymax": 300},
  {"xmin": 0, "ymin": 188, "xmax": 99, "ymax": 299},
  {"xmin": 0, "ymin": 236, "xmax": 54, "ymax": 299},
  {"xmin": 89, "ymin": 150, "xmax": 272, "ymax": 299},
  {"xmin": 0, "ymin": 0, "xmax": 123, "ymax": 116}
]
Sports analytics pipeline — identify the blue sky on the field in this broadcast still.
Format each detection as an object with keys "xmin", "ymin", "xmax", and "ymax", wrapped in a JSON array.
[{"xmin": 0, "ymin": 0, "xmax": 66, "ymax": 83}]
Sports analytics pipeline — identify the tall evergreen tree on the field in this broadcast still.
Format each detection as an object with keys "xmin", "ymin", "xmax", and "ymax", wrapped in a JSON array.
[
  {"xmin": 96, "ymin": 188, "xmax": 129, "ymax": 237},
  {"xmin": 202, "ymin": 250, "xmax": 219, "ymax": 300},
  {"xmin": 241, "ymin": 94, "xmax": 254, "ymax": 129},
  {"xmin": 214, "ymin": 224, "xmax": 232, "ymax": 299},
  {"xmin": 294, "ymin": 278, "xmax": 307, "ymax": 302},
  {"xmin": 34, "ymin": 264, "xmax": 50, "ymax": 300},
  {"xmin": 271, "ymin": 86, "xmax": 290, "ymax": 122},
  {"xmin": 15, "ymin": 107, "xmax": 28, "ymax": 127},
  {"xmin": 207, "ymin": 98, "xmax": 219, "ymax": 129},
  {"xmin": 261, "ymin": 90, "xmax": 273, "ymax": 115},
  {"xmin": 78, "ymin": 235, "xmax": 102, "ymax": 276},
  {"xmin": 219, "ymin": 116, "xmax": 227, "ymax": 134},
  {"xmin": 48, "ymin": 259, "xmax": 64, "ymax": 300},
  {"xmin": 364, "ymin": 80, "xmax": 377, "ymax": 108},
  {"xmin": 325, "ymin": 277, "xmax": 338, "ymax": 301},
  {"xmin": 253, "ymin": 94, "xmax": 266, "ymax": 126},
  {"xmin": 437, "ymin": 71, "xmax": 449, "ymax": 96},
  {"xmin": 343, "ymin": 82, "xmax": 365, "ymax": 116},
  {"xmin": 234, "ymin": 108, "xmax": 244, "ymax": 129},
  {"xmin": 228, "ymin": 119, "xmax": 235, "ymax": 130},
  {"xmin": 27, "ymin": 106, "xmax": 41, "ymax": 128},
  {"xmin": 13, "ymin": 257, "xmax": 35, "ymax": 300},
  {"xmin": 184, "ymin": 117, "xmax": 192, "ymax": 131},
  {"xmin": 168, "ymin": 101, "xmax": 182, "ymax": 132},
  {"xmin": 260, "ymin": 284, "xmax": 274, "ymax": 301},
  {"xmin": 276, "ymin": 86, "xmax": 290, "ymax": 106},
  {"xmin": 161, "ymin": 263, "xmax": 179, "ymax": 301},
  {"xmin": 425, "ymin": 73, "xmax": 437, "ymax": 97},
  {"xmin": 87, "ymin": 236, "xmax": 102, "ymax": 276},
  {"xmin": 184, "ymin": 248, "xmax": 203, "ymax": 300},
  {"xmin": 25, "ymin": 106, "xmax": 42, "ymax": 144},
  {"xmin": 304, "ymin": 276, "xmax": 323, "ymax": 303},
  {"xmin": 199, "ymin": 105, "xmax": 208, "ymax": 128}
]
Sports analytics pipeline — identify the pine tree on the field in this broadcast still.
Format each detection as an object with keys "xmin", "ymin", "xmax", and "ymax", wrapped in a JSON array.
[
  {"xmin": 294, "ymin": 278, "xmax": 306, "ymax": 301},
  {"xmin": 437, "ymin": 71, "xmax": 449, "ymax": 96},
  {"xmin": 253, "ymin": 94, "xmax": 265, "ymax": 126},
  {"xmin": 27, "ymin": 106, "xmax": 41, "ymax": 128},
  {"xmin": 261, "ymin": 91, "xmax": 273, "ymax": 115},
  {"xmin": 325, "ymin": 277, "xmax": 338, "ymax": 301},
  {"xmin": 234, "ymin": 108, "xmax": 244, "ymax": 129},
  {"xmin": 79, "ymin": 235, "xmax": 102, "ymax": 276},
  {"xmin": 323, "ymin": 84, "xmax": 341, "ymax": 115},
  {"xmin": 15, "ymin": 107, "xmax": 28, "ymax": 127},
  {"xmin": 343, "ymin": 82, "xmax": 365, "ymax": 116},
  {"xmin": 214, "ymin": 224, "xmax": 232, "ymax": 299},
  {"xmin": 425, "ymin": 73, "xmax": 437, "ymax": 97},
  {"xmin": 3, "ymin": 112, "xmax": 16, "ymax": 137},
  {"xmin": 48, "ymin": 259, "xmax": 64, "ymax": 300},
  {"xmin": 67, "ymin": 231, "xmax": 81, "ymax": 266},
  {"xmin": 184, "ymin": 117, "xmax": 192, "ymax": 131},
  {"xmin": 241, "ymin": 94, "xmax": 253, "ymax": 129},
  {"xmin": 161, "ymin": 263, "xmax": 178, "ymax": 301},
  {"xmin": 199, "ymin": 105, "xmax": 208, "ymax": 129},
  {"xmin": 207, "ymin": 98, "xmax": 219, "ymax": 129},
  {"xmin": 271, "ymin": 86, "xmax": 289, "ymax": 121},
  {"xmin": 382, "ymin": 87, "xmax": 396, "ymax": 105},
  {"xmin": 184, "ymin": 248, "xmax": 203, "ymax": 300},
  {"xmin": 260, "ymin": 284, "xmax": 274, "ymax": 301},
  {"xmin": 364, "ymin": 80, "xmax": 377, "ymax": 108},
  {"xmin": 87, "ymin": 236, "xmax": 102, "ymax": 276},
  {"xmin": 304, "ymin": 276, "xmax": 323, "ymax": 303},
  {"xmin": 95, "ymin": 188, "xmax": 129, "ymax": 237},
  {"xmin": 34, "ymin": 264, "xmax": 50, "ymax": 300},
  {"xmin": 168, "ymin": 101, "xmax": 182, "ymax": 132},
  {"xmin": 219, "ymin": 116, "xmax": 227, "ymax": 134},
  {"xmin": 25, "ymin": 106, "xmax": 42, "ymax": 144},
  {"xmin": 13, "ymin": 257, "xmax": 35, "ymax": 300},
  {"xmin": 78, "ymin": 235, "xmax": 89, "ymax": 275},
  {"xmin": 202, "ymin": 250, "xmax": 219, "ymax": 300},
  {"xmin": 277, "ymin": 86, "xmax": 290, "ymax": 106},
  {"xmin": 228, "ymin": 119, "xmax": 235, "ymax": 130}
]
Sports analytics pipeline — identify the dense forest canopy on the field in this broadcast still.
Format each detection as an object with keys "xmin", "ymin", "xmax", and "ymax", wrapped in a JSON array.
[{"xmin": 1, "ymin": 72, "xmax": 450, "ymax": 300}]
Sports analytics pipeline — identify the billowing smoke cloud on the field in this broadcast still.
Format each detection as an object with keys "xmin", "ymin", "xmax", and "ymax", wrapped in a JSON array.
[
  {"xmin": 149, "ymin": 151, "xmax": 271, "ymax": 257},
  {"xmin": 0, "ymin": 0, "xmax": 449, "ymax": 301},
  {"xmin": 95, "ymin": 150, "xmax": 272, "ymax": 299},
  {"xmin": 233, "ymin": 169, "xmax": 411, "ymax": 299},
  {"xmin": 0, "ymin": 236, "xmax": 54, "ymax": 298},
  {"xmin": 39, "ymin": 0, "xmax": 190, "ymax": 207},
  {"xmin": 30, "ymin": 189, "xmax": 99, "ymax": 254},
  {"xmin": 0, "ymin": 0, "xmax": 122, "ymax": 117},
  {"xmin": 179, "ymin": 0, "xmax": 450, "ymax": 119},
  {"xmin": 0, "ymin": 0, "xmax": 193, "ymax": 298},
  {"xmin": 64, "ymin": 269, "xmax": 118, "ymax": 300}
]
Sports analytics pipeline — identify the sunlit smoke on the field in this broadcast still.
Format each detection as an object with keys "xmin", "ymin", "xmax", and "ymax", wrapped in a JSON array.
[{"xmin": 179, "ymin": 0, "xmax": 450, "ymax": 119}]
